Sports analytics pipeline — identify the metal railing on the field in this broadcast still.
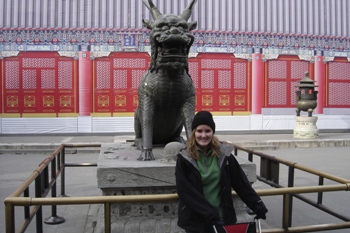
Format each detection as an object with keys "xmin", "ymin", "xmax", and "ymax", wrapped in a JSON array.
[
  {"xmin": 4, "ymin": 143, "xmax": 100, "ymax": 233},
  {"xmin": 233, "ymin": 144, "xmax": 350, "ymax": 232},
  {"xmin": 4, "ymin": 143, "xmax": 350, "ymax": 233}
]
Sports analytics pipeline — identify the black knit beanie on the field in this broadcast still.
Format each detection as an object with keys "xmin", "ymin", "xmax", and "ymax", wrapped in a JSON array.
[{"xmin": 191, "ymin": 111, "xmax": 216, "ymax": 133}]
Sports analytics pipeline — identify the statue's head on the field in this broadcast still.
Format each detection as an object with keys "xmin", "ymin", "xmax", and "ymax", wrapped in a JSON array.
[{"xmin": 142, "ymin": 0, "xmax": 198, "ymax": 72}]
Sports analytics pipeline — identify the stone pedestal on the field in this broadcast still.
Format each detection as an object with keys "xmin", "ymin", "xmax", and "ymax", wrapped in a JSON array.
[
  {"xmin": 293, "ymin": 116, "xmax": 319, "ymax": 139},
  {"xmin": 93, "ymin": 141, "xmax": 257, "ymax": 233}
]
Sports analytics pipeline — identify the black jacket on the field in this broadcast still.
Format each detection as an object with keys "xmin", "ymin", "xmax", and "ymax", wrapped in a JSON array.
[{"xmin": 175, "ymin": 143, "xmax": 262, "ymax": 232}]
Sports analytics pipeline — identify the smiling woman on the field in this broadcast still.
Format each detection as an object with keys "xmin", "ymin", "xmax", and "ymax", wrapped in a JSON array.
[{"xmin": 175, "ymin": 110, "xmax": 268, "ymax": 233}]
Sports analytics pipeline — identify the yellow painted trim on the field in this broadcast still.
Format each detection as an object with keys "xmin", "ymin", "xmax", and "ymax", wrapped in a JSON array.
[
  {"xmin": 113, "ymin": 112, "xmax": 134, "ymax": 117},
  {"xmin": 91, "ymin": 113, "xmax": 112, "ymax": 117},
  {"xmin": 232, "ymin": 111, "xmax": 251, "ymax": 116},
  {"xmin": 0, "ymin": 114, "xmax": 21, "ymax": 118},
  {"xmin": 203, "ymin": 111, "xmax": 232, "ymax": 116},
  {"xmin": 21, "ymin": 113, "xmax": 57, "ymax": 118},
  {"xmin": 58, "ymin": 113, "xmax": 79, "ymax": 117}
]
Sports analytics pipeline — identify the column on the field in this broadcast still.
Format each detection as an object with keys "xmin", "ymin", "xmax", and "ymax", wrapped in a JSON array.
[
  {"xmin": 78, "ymin": 51, "xmax": 92, "ymax": 116},
  {"xmin": 251, "ymin": 52, "xmax": 263, "ymax": 114},
  {"xmin": 314, "ymin": 55, "xmax": 325, "ymax": 114}
]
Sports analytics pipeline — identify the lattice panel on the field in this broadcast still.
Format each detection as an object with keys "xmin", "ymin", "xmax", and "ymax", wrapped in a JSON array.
[
  {"xmin": 58, "ymin": 61, "xmax": 73, "ymax": 89},
  {"xmin": 268, "ymin": 82, "xmax": 287, "ymax": 105},
  {"xmin": 291, "ymin": 61, "xmax": 308, "ymax": 79},
  {"xmin": 23, "ymin": 58, "xmax": 55, "ymax": 68},
  {"xmin": 233, "ymin": 63, "xmax": 246, "ymax": 89},
  {"xmin": 113, "ymin": 70, "xmax": 128, "ymax": 89},
  {"xmin": 5, "ymin": 61, "xmax": 20, "ymax": 89},
  {"xmin": 201, "ymin": 70, "xmax": 214, "ymax": 89},
  {"xmin": 268, "ymin": 60, "xmax": 287, "ymax": 79},
  {"xmin": 22, "ymin": 70, "xmax": 37, "ymax": 89},
  {"xmin": 329, "ymin": 62, "xmax": 350, "ymax": 80},
  {"xmin": 96, "ymin": 61, "xmax": 111, "ymax": 89},
  {"xmin": 218, "ymin": 70, "xmax": 231, "ymax": 89},
  {"xmin": 132, "ymin": 70, "xmax": 144, "ymax": 89},
  {"xmin": 290, "ymin": 81, "xmax": 299, "ymax": 105},
  {"xmin": 41, "ymin": 70, "xmax": 56, "ymax": 89},
  {"xmin": 113, "ymin": 58, "xmax": 146, "ymax": 68},
  {"xmin": 329, "ymin": 83, "xmax": 350, "ymax": 105},
  {"xmin": 201, "ymin": 59, "xmax": 231, "ymax": 69},
  {"xmin": 189, "ymin": 62, "xmax": 199, "ymax": 89}
]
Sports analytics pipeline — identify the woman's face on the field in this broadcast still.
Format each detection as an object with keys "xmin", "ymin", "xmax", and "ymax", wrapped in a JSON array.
[{"xmin": 194, "ymin": 124, "xmax": 213, "ymax": 151}]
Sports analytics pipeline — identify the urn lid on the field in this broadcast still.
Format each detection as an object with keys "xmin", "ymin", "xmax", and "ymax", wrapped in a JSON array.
[{"xmin": 296, "ymin": 72, "xmax": 318, "ymax": 88}]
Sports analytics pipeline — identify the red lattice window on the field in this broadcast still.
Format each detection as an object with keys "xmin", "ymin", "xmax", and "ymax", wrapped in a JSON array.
[
  {"xmin": 201, "ymin": 70, "xmax": 215, "ymax": 89},
  {"xmin": 93, "ymin": 52, "xmax": 150, "ymax": 114},
  {"xmin": 266, "ymin": 56, "xmax": 310, "ymax": 107},
  {"xmin": 189, "ymin": 53, "xmax": 248, "ymax": 113},
  {"xmin": 114, "ymin": 70, "xmax": 128, "ymax": 89},
  {"xmin": 2, "ymin": 52, "xmax": 76, "ymax": 116},
  {"xmin": 233, "ymin": 62, "xmax": 247, "ymax": 89},
  {"xmin": 5, "ymin": 61, "xmax": 20, "ymax": 89},
  {"xmin": 58, "ymin": 61, "xmax": 73, "ymax": 89},
  {"xmin": 188, "ymin": 61, "xmax": 198, "ymax": 89},
  {"xmin": 328, "ymin": 59, "xmax": 350, "ymax": 107},
  {"xmin": 96, "ymin": 61, "xmax": 111, "ymax": 89}
]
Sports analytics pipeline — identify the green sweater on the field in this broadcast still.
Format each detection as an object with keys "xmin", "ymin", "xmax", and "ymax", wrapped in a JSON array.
[{"xmin": 197, "ymin": 149, "xmax": 223, "ymax": 218}]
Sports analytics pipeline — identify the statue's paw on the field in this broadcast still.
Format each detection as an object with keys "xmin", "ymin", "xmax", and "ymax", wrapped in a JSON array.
[
  {"xmin": 163, "ymin": 141, "xmax": 186, "ymax": 163},
  {"xmin": 137, "ymin": 149, "xmax": 155, "ymax": 161},
  {"xmin": 134, "ymin": 138, "xmax": 142, "ymax": 149}
]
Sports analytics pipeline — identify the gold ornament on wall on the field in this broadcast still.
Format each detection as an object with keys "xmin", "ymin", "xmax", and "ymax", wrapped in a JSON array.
[
  {"xmin": 98, "ymin": 95, "xmax": 109, "ymax": 107},
  {"xmin": 234, "ymin": 95, "xmax": 245, "ymax": 106},
  {"xmin": 7, "ymin": 95, "xmax": 19, "ymax": 107},
  {"xmin": 202, "ymin": 95, "xmax": 213, "ymax": 106},
  {"xmin": 24, "ymin": 95, "xmax": 35, "ymax": 107},
  {"xmin": 115, "ymin": 95, "xmax": 126, "ymax": 107}
]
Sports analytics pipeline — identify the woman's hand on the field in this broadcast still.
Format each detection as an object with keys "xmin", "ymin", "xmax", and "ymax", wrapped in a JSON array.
[{"xmin": 253, "ymin": 200, "xmax": 268, "ymax": 220}]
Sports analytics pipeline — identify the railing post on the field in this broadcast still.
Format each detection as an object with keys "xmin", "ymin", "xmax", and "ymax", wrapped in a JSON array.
[
  {"xmin": 35, "ymin": 175, "xmax": 43, "ymax": 233},
  {"xmin": 45, "ymin": 156, "xmax": 65, "ymax": 224},
  {"xmin": 5, "ymin": 202, "xmax": 15, "ymax": 233},
  {"xmin": 286, "ymin": 166, "xmax": 294, "ymax": 227},
  {"xmin": 282, "ymin": 193, "xmax": 290, "ymax": 230},
  {"xmin": 318, "ymin": 176, "xmax": 324, "ymax": 204},
  {"xmin": 60, "ymin": 148, "xmax": 68, "ymax": 197},
  {"xmin": 104, "ymin": 203, "xmax": 111, "ymax": 233},
  {"xmin": 248, "ymin": 152, "xmax": 253, "ymax": 162},
  {"xmin": 24, "ymin": 188, "xmax": 30, "ymax": 220}
]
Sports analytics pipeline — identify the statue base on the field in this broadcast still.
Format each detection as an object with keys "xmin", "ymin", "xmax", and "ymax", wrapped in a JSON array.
[
  {"xmin": 93, "ymin": 141, "xmax": 257, "ymax": 233},
  {"xmin": 293, "ymin": 116, "xmax": 319, "ymax": 139}
]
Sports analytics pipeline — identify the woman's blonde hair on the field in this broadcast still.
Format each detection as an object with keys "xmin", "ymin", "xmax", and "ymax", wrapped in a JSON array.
[{"xmin": 187, "ymin": 128, "xmax": 221, "ymax": 160}]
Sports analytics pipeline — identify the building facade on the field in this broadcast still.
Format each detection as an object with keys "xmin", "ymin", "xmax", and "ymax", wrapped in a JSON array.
[{"xmin": 1, "ymin": 0, "xmax": 350, "ymax": 133}]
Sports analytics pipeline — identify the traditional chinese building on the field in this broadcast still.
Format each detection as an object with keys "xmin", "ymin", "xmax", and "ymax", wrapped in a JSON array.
[{"xmin": 0, "ymin": 0, "xmax": 349, "ymax": 133}]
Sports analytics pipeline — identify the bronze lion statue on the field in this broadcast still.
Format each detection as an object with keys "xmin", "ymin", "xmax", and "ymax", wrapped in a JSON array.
[{"xmin": 134, "ymin": 0, "xmax": 197, "ymax": 160}]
